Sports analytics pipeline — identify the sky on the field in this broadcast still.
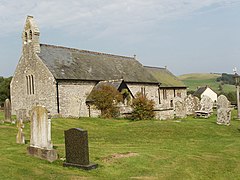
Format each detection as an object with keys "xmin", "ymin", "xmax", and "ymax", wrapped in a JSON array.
[{"xmin": 0, "ymin": 0, "xmax": 240, "ymax": 77}]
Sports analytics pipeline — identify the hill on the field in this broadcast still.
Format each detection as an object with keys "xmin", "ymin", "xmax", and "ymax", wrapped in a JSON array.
[
  {"xmin": 178, "ymin": 73, "xmax": 235, "ymax": 94},
  {"xmin": 1, "ymin": 112, "xmax": 240, "ymax": 179}
]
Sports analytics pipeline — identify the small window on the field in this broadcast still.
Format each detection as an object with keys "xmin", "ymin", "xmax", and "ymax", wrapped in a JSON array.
[
  {"xmin": 170, "ymin": 100, "xmax": 173, "ymax": 107},
  {"xmin": 177, "ymin": 92, "xmax": 181, "ymax": 98},
  {"xmin": 174, "ymin": 89, "xmax": 176, "ymax": 97},
  {"xmin": 31, "ymin": 75, "xmax": 34, "ymax": 94},
  {"xmin": 26, "ymin": 76, "xmax": 29, "ymax": 94},
  {"xmin": 29, "ymin": 30, "xmax": 32, "ymax": 40},
  {"xmin": 163, "ymin": 89, "xmax": 167, "ymax": 100},
  {"xmin": 26, "ymin": 75, "xmax": 35, "ymax": 95},
  {"xmin": 24, "ymin": 32, "xmax": 28, "ymax": 43},
  {"xmin": 158, "ymin": 88, "xmax": 161, "ymax": 104},
  {"xmin": 141, "ymin": 87, "xmax": 146, "ymax": 96}
]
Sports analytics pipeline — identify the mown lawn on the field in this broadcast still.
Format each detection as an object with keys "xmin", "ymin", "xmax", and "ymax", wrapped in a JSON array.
[{"xmin": 0, "ymin": 111, "xmax": 240, "ymax": 179}]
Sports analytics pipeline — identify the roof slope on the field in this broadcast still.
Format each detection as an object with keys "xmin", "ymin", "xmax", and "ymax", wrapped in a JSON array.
[
  {"xmin": 38, "ymin": 44, "xmax": 158, "ymax": 83},
  {"xmin": 193, "ymin": 87, "xmax": 207, "ymax": 97},
  {"xmin": 144, "ymin": 66, "xmax": 186, "ymax": 87}
]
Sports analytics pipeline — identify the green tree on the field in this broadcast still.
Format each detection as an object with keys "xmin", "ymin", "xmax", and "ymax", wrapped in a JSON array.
[
  {"xmin": 131, "ymin": 92, "xmax": 155, "ymax": 120},
  {"xmin": 90, "ymin": 84, "xmax": 123, "ymax": 118},
  {"xmin": 0, "ymin": 77, "xmax": 12, "ymax": 107}
]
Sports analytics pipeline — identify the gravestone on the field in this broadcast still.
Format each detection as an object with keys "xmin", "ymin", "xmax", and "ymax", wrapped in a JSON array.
[
  {"xmin": 16, "ymin": 109, "xmax": 28, "ymax": 122},
  {"xmin": 16, "ymin": 118, "xmax": 25, "ymax": 144},
  {"xmin": 4, "ymin": 99, "xmax": 12, "ymax": 123},
  {"xmin": 63, "ymin": 128, "xmax": 98, "ymax": 170},
  {"xmin": 27, "ymin": 106, "xmax": 58, "ymax": 162},
  {"xmin": 199, "ymin": 95, "xmax": 214, "ymax": 113},
  {"xmin": 185, "ymin": 95, "xmax": 200, "ymax": 115},
  {"xmin": 174, "ymin": 98, "xmax": 187, "ymax": 118},
  {"xmin": 195, "ymin": 96, "xmax": 213, "ymax": 118},
  {"xmin": 217, "ymin": 95, "xmax": 231, "ymax": 126}
]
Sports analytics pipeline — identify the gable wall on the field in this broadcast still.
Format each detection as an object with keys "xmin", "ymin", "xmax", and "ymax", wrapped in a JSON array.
[
  {"xmin": 10, "ymin": 49, "xmax": 57, "ymax": 116},
  {"xmin": 201, "ymin": 88, "xmax": 217, "ymax": 102}
]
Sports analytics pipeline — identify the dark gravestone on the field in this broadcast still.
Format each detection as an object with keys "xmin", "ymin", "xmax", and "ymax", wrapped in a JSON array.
[{"xmin": 63, "ymin": 128, "xmax": 98, "ymax": 170}]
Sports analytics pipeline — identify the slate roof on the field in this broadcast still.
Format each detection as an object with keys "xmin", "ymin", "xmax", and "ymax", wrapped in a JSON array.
[
  {"xmin": 38, "ymin": 44, "xmax": 158, "ymax": 84},
  {"xmin": 193, "ymin": 87, "xmax": 207, "ymax": 97},
  {"xmin": 144, "ymin": 66, "xmax": 186, "ymax": 88}
]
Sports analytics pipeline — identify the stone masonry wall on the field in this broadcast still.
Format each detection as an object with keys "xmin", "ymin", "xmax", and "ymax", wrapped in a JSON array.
[{"xmin": 58, "ymin": 81, "xmax": 97, "ymax": 117}]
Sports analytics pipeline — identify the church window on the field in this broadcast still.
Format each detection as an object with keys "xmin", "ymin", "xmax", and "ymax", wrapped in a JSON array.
[
  {"xmin": 26, "ymin": 75, "xmax": 35, "ymax": 95},
  {"xmin": 141, "ymin": 87, "xmax": 146, "ymax": 96},
  {"xmin": 170, "ymin": 100, "xmax": 173, "ymax": 107},
  {"xmin": 29, "ymin": 30, "xmax": 32, "ymax": 40},
  {"xmin": 24, "ymin": 32, "xmax": 28, "ymax": 43},
  {"xmin": 31, "ymin": 75, "xmax": 34, "ymax": 94},
  {"xmin": 26, "ymin": 76, "xmax": 29, "ymax": 94},
  {"xmin": 158, "ymin": 88, "xmax": 161, "ymax": 104},
  {"xmin": 163, "ymin": 89, "xmax": 167, "ymax": 99}
]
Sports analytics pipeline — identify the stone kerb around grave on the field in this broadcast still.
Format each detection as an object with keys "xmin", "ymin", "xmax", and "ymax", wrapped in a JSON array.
[{"xmin": 27, "ymin": 106, "xmax": 58, "ymax": 162}]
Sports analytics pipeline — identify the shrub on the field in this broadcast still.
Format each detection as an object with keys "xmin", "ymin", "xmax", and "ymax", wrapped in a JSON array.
[
  {"xmin": 90, "ymin": 84, "xmax": 123, "ymax": 118},
  {"xmin": 131, "ymin": 92, "xmax": 155, "ymax": 120}
]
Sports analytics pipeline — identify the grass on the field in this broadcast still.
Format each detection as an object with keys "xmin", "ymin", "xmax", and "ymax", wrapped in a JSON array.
[
  {"xmin": 178, "ymin": 73, "xmax": 235, "ymax": 93},
  {"xmin": 1, "ymin": 111, "xmax": 240, "ymax": 179}
]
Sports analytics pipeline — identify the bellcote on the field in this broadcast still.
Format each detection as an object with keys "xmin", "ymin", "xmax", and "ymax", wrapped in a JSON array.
[{"xmin": 22, "ymin": 16, "xmax": 40, "ymax": 53}]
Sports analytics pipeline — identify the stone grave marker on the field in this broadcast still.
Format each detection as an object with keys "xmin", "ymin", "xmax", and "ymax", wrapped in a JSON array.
[
  {"xmin": 4, "ymin": 99, "xmax": 12, "ymax": 123},
  {"xmin": 195, "ymin": 95, "xmax": 213, "ymax": 118},
  {"xmin": 185, "ymin": 95, "xmax": 200, "ymax": 115},
  {"xmin": 217, "ymin": 95, "xmax": 231, "ymax": 126},
  {"xmin": 63, "ymin": 128, "xmax": 98, "ymax": 170},
  {"xmin": 174, "ymin": 98, "xmax": 187, "ymax": 118},
  {"xmin": 16, "ymin": 118, "xmax": 25, "ymax": 144},
  {"xmin": 27, "ymin": 106, "xmax": 58, "ymax": 162}
]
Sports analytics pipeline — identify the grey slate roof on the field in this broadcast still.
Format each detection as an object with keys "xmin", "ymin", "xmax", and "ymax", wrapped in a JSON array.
[
  {"xmin": 193, "ymin": 87, "xmax": 207, "ymax": 97},
  {"xmin": 144, "ymin": 66, "xmax": 186, "ymax": 88},
  {"xmin": 38, "ymin": 44, "xmax": 158, "ymax": 84}
]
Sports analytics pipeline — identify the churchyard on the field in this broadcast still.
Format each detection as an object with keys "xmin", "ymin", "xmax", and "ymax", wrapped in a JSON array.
[{"xmin": 1, "ymin": 110, "xmax": 240, "ymax": 179}]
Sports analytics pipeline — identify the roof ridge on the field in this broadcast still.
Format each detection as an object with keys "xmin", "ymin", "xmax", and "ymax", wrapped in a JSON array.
[
  {"xmin": 40, "ymin": 44, "xmax": 135, "ymax": 60},
  {"xmin": 144, "ymin": 65, "xmax": 166, "ymax": 70}
]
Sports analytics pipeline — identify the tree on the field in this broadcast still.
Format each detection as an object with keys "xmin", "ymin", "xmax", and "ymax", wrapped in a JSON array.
[
  {"xmin": 0, "ymin": 77, "xmax": 12, "ymax": 107},
  {"xmin": 131, "ymin": 92, "xmax": 155, "ymax": 120},
  {"xmin": 90, "ymin": 84, "xmax": 123, "ymax": 118}
]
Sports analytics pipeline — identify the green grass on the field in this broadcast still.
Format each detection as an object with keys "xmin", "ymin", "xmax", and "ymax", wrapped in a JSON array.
[
  {"xmin": 1, "ymin": 111, "xmax": 240, "ymax": 179},
  {"xmin": 179, "ymin": 73, "xmax": 235, "ymax": 93}
]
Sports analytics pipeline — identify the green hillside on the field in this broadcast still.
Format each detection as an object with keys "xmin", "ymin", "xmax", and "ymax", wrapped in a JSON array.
[{"xmin": 178, "ymin": 73, "xmax": 235, "ymax": 94}]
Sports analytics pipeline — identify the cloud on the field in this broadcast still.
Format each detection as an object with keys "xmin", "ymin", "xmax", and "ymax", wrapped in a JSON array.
[{"xmin": 0, "ymin": 0, "xmax": 239, "ymax": 37}]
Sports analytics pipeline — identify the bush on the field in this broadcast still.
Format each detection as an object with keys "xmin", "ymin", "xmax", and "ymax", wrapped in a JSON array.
[
  {"xmin": 90, "ymin": 84, "xmax": 123, "ymax": 118},
  {"xmin": 131, "ymin": 92, "xmax": 155, "ymax": 120}
]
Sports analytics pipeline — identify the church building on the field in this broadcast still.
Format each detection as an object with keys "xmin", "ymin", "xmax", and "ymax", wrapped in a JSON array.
[{"xmin": 10, "ymin": 16, "xmax": 187, "ymax": 119}]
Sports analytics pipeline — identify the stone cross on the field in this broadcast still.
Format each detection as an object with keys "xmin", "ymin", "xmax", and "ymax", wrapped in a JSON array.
[
  {"xmin": 27, "ymin": 106, "xmax": 57, "ymax": 162},
  {"xmin": 217, "ymin": 95, "xmax": 231, "ymax": 126},
  {"xmin": 63, "ymin": 128, "xmax": 98, "ymax": 170},
  {"xmin": 185, "ymin": 95, "xmax": 200, "ymax": 115},
  {"xmin": 4, "ymin": 99, "xmax": 12, "ymax": 123},
  {"xmin": 174, "ymin": 97, "xmax": 187, "ymax": 118},
  {"xmin": 16, "ymin": 118, "xmax": 25, "ymax": 144}
]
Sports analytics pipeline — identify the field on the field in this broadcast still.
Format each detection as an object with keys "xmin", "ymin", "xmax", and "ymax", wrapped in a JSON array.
[
  {"xmin": 1, "ymin": 111, "xmax": 240, "ymax": 179},
  {"xmin": 178, "ymin": 73, "xmax": 235, "ymax": 93}
]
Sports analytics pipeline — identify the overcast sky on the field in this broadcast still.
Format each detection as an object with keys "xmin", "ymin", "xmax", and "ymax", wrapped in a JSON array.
[{"xmin": 1, "ymin": 0, "xmax": 240, "ymax": 77}]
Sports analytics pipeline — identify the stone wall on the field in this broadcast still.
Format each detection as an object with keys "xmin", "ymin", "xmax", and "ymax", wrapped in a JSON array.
[{"xmin": 58, "ymin": 80, "xmax": 97, "ymax": 117}]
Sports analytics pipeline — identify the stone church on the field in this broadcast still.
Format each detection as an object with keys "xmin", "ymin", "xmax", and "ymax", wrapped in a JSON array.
[{"xmin": 11, "ymin": 16, "xmax": 187, "ymax": 119}]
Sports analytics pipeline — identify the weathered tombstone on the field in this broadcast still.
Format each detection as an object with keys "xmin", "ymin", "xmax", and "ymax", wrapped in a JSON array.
[
  {"xmin": 27, "ymin": 106, "xmax": 58, "ymax": 162},
  {"xmin": 200, "ymin": 95, "xmax": 214, "ymax": 113},
  {"xmin": 63, "ymin": 128, "xmax": 98, "ymax": 170},
  {"xmin": 185, "ymin": 95, "xmax": 200, "ymax": 115},
  {"xmin": 174, "ymin": 98, "xmax": 187, "ymax": 118},
  {"xmin": 4, "ymin": 99, "xmax": 12, "ymax": 123},
  {"xmin": 217, "ymin": 95, "xmax": 231, "ymax": 126},
  {"xmin": 16, "ymin": 109, "xmax": 28, "ymax": 122},
  {"xmin": 195, "ymin": 95, "xmax": 213, "ymax": 118},
  {"xmin": 16, "ymin": 118, "xmax": 25, "ymax": 144}
]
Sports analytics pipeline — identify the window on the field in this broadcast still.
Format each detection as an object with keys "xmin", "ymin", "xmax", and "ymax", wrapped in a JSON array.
[
  {"xmin": 174, "ymin": 89, "xmax": 176, "ymax": 97},
  {"xmin": 158, "ymin": 88, "xmax": 161, "ymax": 104},
  {"xmin": 141, "ymin": 87, "xmax": 146, "ymax": 96},
  {"xmin": 177, "ymin": 92, "xmax": 181, "ymax": 98},
  {"xmin": 163, "ymin": 89, "xmax": 167, "ymax": 99},
  {"xmin": 24, "ymin": 32, "xmax": 28, "ymax": 43},
  {"xmin": 170, "ymin": 100, "xmax": 173, "ymax": 107},
  {"xmin": 26, "ymin": 75, "xmax": 35, "ymax": 95},
  {"xmin": 29, "ymin": 30, "xmax": 32, "ymax": 40}
]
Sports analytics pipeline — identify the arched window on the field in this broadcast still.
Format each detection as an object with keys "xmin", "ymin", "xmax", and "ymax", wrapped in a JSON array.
[
  {"xmin": 24, "ymin": 32, "xmax": 28, "ymax": 43},
  {"xmin": 29, "ymin": 30, "xmax": 32, "ymax": 40}
]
